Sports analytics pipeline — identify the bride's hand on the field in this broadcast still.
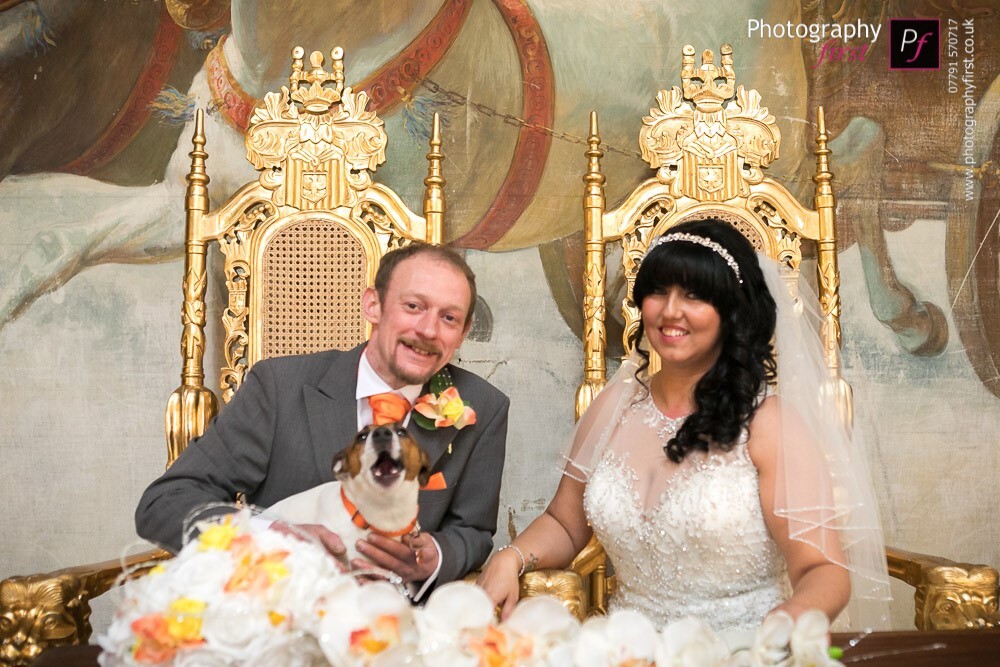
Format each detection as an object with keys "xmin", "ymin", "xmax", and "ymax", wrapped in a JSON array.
[
  {"xmin": 769, "ymin": 600, "xmax": 811, "ymax": 621},
  {"xmin": 476, "ymin": 548, "xmax": 523, "ymax": 620}
]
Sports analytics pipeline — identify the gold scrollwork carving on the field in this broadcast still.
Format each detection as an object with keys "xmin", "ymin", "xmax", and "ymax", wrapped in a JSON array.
[
  {"xmin": 355, "ymin": 201, "xmax": 411, "ymax": 254},
  {"xmin": 218, "ymin": 202, "xmax": 275, "ymax": 401},
  {"xmin": 620, "ymin": 200, "xmax": 674, "ymax": 354},
  {"xmin": 220, "ymin": 262, "xmax": 250, "ymax": 404},
  {"xmin": 519, "ymin": 570, "xmax": 588, "ymax": 621},
  {"xmin": 748, "ymin": 196, "xmax": 804, "ymax": 273},
  {"xmin": 817, "ymin": 256, "xmax": 843, "ymax": 357},
  {"xmin": 915, "ymin": 565, "xmax": 1000, "ymax": 630},
  {"xmin": 0, "ymin": 574, "xmax": 89, "ymax": 666},
  {"xmin": 582, "ymin": 260, "xmax": 607, "ymax": 362},
  {"xmin": 179, "ymin": 265, "xmax": 208, "ymax": 373}
]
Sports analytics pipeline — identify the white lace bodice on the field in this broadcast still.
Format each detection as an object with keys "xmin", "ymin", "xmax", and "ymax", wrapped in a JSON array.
[{"xmin": 583, "ymin": 395, "xmax": 789, "ymax": 631}]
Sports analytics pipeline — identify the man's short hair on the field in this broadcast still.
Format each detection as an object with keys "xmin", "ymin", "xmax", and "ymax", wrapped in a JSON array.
[{"xmin": 374, "ymin": 243, "xmax": 477, "ymax": 328}]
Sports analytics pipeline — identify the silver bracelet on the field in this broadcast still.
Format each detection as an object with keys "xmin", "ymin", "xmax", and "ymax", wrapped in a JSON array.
[{"xmin": 497, "ymin": 544, "xmax": 526, "ymax": 577}]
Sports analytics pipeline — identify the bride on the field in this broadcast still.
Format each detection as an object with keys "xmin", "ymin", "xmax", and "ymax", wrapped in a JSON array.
[{"xmin": 477, "ymin": 218, "xmax": 890, "ymax": 631}]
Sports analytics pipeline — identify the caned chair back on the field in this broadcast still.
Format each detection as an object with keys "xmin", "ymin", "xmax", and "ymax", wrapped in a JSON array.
[{"xmin": 165, "ymin": 46, "xmax": 446, "ymax": 465}]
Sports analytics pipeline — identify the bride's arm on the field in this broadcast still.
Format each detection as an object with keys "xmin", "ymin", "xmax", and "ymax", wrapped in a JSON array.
[
  {"xmin": 749, "ymin": 397, "xmax": 851, "ymax": 621},
  {"xmin": 477, "ymin": 474, "xmax": 593, "ymax": 618}
]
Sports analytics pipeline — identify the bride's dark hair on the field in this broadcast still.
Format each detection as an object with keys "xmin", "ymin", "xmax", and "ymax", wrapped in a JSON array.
[{"xmin": 631, "ymin": 218, "xmax": 777, "ymax": 463}]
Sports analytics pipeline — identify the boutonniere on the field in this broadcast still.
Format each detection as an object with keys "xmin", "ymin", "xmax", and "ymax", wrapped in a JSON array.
[{"xmin": 413, "ymin": 369, "xmax": 477, "ymax": 430}]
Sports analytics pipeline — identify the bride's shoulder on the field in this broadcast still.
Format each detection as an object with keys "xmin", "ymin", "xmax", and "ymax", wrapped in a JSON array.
[
  {"xmin": 579, "ymin": 375, "xmax": 644, "ymax": 425},
  {"xmin": 745, "ymin": 395, "xmax": 782, "ymax": 468},
  {"xmin": 746, "ymin": 395, "xmax": 814, "ymax": 470}
]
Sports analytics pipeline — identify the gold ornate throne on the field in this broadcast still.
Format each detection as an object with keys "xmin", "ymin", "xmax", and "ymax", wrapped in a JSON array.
[
  {"xmin": 0, "ymin": 46, "xmax": 447, "ymax": 665},
  {"xmin": 165, "ymin": 45, "xmax": 446, "ymax": 464},
  {"xmin": 520, "ymin": 44, "xmax": 1000, "ymax": 632}
]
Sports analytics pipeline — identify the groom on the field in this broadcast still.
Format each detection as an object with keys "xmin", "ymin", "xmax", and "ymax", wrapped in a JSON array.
[{"xmin": 135, "ymin": 243, "xmax": 509, "ymax": 593}]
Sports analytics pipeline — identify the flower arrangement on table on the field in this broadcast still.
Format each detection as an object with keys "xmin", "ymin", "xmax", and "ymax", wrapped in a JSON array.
[{"xmin": 99, "ymin": 511, "xmax": 844, "ymax": 666}]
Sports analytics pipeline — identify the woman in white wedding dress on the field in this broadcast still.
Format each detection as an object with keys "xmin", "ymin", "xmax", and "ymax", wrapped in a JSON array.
[{"xmin": 478, "ymin": 218, "xmax": 890, "ymax": 631}]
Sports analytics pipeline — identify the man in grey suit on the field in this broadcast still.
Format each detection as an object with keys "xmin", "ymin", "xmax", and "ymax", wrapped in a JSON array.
[{"xmin": 136, "ymin": 243, "xmax": 509, "ymax": 592}]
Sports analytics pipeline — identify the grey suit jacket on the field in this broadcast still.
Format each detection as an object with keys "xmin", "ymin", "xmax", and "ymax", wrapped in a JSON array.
[{"xmin": 136, "ymin": 344, "xmax": 509, "ymax": 585}]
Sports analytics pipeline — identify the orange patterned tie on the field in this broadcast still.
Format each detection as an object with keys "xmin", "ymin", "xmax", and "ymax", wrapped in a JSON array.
[{"xmin": 368, "ymin": 393, "xmax": 411, "ymax": 426}]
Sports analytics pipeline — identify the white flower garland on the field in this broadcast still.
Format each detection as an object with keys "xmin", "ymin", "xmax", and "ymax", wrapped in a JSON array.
[{"xmin": 98, "ymin": 512, "xmax": 842, "ymax": 667}]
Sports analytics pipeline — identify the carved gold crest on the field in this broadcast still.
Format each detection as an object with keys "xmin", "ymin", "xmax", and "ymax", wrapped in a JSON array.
[
  {"xmin": 245, "ymin": 47, "xmax": 387, "ymax": 210},
  {"xmin": 639, "ymin": 44, "xmax": 780, "ymax": 202}
]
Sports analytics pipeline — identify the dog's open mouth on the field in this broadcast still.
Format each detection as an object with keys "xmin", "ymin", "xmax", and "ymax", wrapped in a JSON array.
[{"xmin": 371, "ymin": 451, "xmax": 404, "ymax": 486}]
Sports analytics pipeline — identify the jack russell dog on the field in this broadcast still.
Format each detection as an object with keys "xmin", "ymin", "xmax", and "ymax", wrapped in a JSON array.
[{"xmin": 265, "ymin": 422, "xmax": 432, "ymax": 566}]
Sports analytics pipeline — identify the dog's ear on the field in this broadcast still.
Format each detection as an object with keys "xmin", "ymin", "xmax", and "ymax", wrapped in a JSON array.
[
  {"xmin": 417, "ymin": 448, "xmax": 432, "ymax": 488},
  {"xmin": 331, "ymin": 447, "xmax": 351, "ymax": 481}
]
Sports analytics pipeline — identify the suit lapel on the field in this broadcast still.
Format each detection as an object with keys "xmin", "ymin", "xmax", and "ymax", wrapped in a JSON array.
[
  {"xmin": 408, "ymin": 420, "xmax": 455, "ymax": 471},
  {"xmin": 303, "ymin": 345, "xmax": 365, "ymax": 479}
]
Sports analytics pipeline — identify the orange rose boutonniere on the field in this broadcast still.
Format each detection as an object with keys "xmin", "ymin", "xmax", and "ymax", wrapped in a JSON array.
[{"xmin": 413, "ymin": 369, "xmax": 477, "ymax": 430}]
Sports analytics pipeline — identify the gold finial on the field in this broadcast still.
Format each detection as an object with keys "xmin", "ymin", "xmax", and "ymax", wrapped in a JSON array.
[
  {"xmin": 681, "ymin": 44, "xmax": 696, "ymax": 81},
  {"xmin": 424, "ymin": 112, "xmax": 445, "ymax": 243},
  {"xmin": 720, "ymin": 43, "xmax": 734, "ymax": 77},
  {"xmin": 186, "ymin": 109, "xmax": 209, "ymax": 213},
  {"xmin": 814, "ymin": 106, "xmax": 831, "ymax": 184},
  {"xmin": 331, "ymin": 47, "xmax": 345, "ymax": 90},
  {"xmin": 681, "ymin": 44, "xmax": 736, "ymax": 111},
  {"xmin": 584, "ymin": 111, "xmax": 605, "ymax": 188},
  {"xmin": 288, "ymin": 44, "xmax": 344, "ymax": 113}
]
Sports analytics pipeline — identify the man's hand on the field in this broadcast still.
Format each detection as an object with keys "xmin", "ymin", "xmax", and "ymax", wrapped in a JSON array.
[
  {"xmin": 353, "ymin": 532, "xmax": 439, "ymax": 584},
  {"xmin": 271, "ymin": 522, "xmax": 348, "ymax": 571}
]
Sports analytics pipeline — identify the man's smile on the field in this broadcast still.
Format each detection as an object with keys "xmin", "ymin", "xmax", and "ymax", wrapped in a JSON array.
[{"xmin": 399, "ymin": 338, "xmax": 440, "ymax": 358}]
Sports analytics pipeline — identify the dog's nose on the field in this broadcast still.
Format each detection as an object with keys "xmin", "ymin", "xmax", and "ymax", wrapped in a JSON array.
[{"xmin": 370, "ymin": 425, "xmax": 394, "ymax": 447}]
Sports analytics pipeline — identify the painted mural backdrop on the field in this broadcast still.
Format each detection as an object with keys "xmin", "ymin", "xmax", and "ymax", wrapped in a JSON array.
[{"xmin": 1, "ymin": 0, "xmax": 997, "ymax": 630}]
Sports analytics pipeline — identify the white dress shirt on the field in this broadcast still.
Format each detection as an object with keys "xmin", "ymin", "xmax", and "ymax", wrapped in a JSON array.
[{"xmin": 355, "ymin": 351, "xmax": 424, "ymax": 427}]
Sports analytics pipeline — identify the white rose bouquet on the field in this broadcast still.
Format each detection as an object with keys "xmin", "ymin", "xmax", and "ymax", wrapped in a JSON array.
[{"xmin": 98, "ymin": 510, "xmax": 336, "ymax": 666}]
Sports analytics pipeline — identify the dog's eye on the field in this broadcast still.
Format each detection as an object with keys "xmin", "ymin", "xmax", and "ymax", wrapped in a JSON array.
[
  {"xmin": 396, "ymin": 428, "xmax": 407, "ymax": 437},
  {"xmin": 356, "ymin": 432, "xmax": 367, "ymax": 441}
]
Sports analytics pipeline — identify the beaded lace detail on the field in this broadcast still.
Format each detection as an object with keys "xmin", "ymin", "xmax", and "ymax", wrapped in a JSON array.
[
  {"xmin": 641, "ymin": 400, "xmax": 686, "ymax": 440},
  {"xmin": 583, "ymin": 395, "xmax": 789, "ymax": 631}
]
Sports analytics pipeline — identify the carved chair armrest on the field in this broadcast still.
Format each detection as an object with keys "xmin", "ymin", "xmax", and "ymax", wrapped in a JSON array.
[
  {"xmin": 513, "ymin": 535, "xmax": 615, "ymax": 620},
  {"xmin": 0, "ymin": 549, "xmax": 171, "ymax": 665},
  {"xmin": 519, "ymin": 570, "xmax": 588, "ymax": 621},
  {"xmin": 886, "ymin": 545, "xmax": 999, "ymax": 630},
  {"xmin": 464, "ymin": 567, "xmax": 589, "ymax": 622}
]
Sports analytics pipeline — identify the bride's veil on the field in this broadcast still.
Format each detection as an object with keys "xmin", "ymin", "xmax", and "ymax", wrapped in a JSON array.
[{"xmin": 761, "ymin": 254, "xmax": 891, "ymax": 630}]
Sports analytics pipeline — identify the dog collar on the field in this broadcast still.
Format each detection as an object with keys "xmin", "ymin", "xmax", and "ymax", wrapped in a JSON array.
[{"xmin": 340, "ymin": 488, "xmax": 419, "ymax": 538}]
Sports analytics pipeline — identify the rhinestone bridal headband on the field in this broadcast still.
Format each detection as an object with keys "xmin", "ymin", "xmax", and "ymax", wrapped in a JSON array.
[{"xmin": 645, "ymin": 232, "xmax": 743, "ymax": 283}]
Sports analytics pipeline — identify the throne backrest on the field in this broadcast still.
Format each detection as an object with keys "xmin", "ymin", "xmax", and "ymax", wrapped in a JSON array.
[
  {"xmin": 165, "ymin": 46, "xmax": 445, "ymax": 465},
  {"xmin": 577, "ymin": 43, "xmax": 845, "ymax": 420}
]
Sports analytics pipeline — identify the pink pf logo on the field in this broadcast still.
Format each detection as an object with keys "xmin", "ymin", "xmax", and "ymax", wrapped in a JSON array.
[{"xmin": 889, "ymin": 18, "xmax": 940, "ymax": 70}]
